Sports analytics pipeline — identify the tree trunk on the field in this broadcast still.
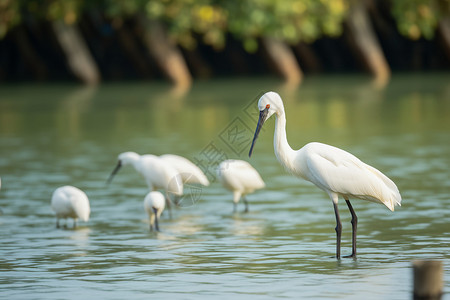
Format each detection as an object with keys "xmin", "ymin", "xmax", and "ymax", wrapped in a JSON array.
[
  {"xmin": 261, "ymin": 37, "xmax": 302, "ymax": 85},
  {"xmin": 139, "ymin": 17, "xmax": 192, "ymax": 87},
  {"xmin": 438, "ymin": 17, "xmax": 450, "ymax": 63},
  {"xmin": 345, "ymin": 1, "xmax": 390, "ymax": 86},
  {"xmin": 293, "ymin": 42, "xmax": 322, "ymax": 73},
  {"xmin": 183, "ymin": 49, "xmax": 212, "ymax": 78},
  {"xmin": 52, "ymin": 20, "xmax": 100, "ymax": 85}
]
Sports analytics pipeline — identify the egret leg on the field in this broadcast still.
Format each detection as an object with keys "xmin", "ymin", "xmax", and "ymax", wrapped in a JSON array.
[
  {"xmin": 153, "ymin": 208, "xmax": 160, "ymax": 232},
  {"xmin": 233, "ymin": 202, "xmax": 237, "ymax": 213},
  {"xmin": 165, "ymin": 195, "xmax": 173, "ymax": 219},
  {"xmin": 243, "ymin": 197, "xmax": 249, "ymax": 213},
  {"xmin": 345, "ymin": 199, "xmax": 357, "ymax": 258},
  {"xmin": 56, "ymin": 218, "xmax": 60, "ymax": 229},
  {"xmin": 333, "ymin": 202, "xmax": 342, "ymax": 260},
  {"xmin": 73, "ymin": 219, "xmax": 77, "ymax": 229}
]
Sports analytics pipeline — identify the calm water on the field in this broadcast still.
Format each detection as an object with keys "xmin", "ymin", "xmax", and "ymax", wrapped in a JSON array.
[{"xmin": 0, "ymin": 75, "xmax": 449, "ymax": 299}]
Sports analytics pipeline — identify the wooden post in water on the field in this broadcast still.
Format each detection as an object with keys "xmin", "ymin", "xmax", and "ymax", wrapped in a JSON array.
[{"xmin": 413, "ymin": 260, "xmax": 443, "ymax": 300}]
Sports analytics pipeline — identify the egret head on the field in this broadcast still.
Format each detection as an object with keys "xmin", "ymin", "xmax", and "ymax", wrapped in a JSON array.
[
  {"xmin": 118, "ymin": 151, "xmax": 140, "ymax": 166},
  {"xmin": 107, "ymin": 152, "xmax": 139, "ymax": 185},
  {"xmin": 249, "ymin": 92, "xmax": 283, "ymax": 157}
]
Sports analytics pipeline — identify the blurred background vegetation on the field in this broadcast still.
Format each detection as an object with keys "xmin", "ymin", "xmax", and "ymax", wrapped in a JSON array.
[{"xmin": 0, "ymin": 0, "xmax": 449, "ymax": 86}]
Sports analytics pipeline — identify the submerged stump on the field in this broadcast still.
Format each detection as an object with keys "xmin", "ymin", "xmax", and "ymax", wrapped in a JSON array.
[{"xmin": 413, "ymin": 260, "xmax": 443, "ymax": 300}]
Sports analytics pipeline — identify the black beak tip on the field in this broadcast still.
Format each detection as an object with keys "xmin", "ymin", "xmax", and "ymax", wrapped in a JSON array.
[
  {"xmin": 106, "ymin": 161, "xmax": 122, "ymax": 186},
  {"xmin": 248, "ymin": 107, "xmax": 268, "ymax": 158}
]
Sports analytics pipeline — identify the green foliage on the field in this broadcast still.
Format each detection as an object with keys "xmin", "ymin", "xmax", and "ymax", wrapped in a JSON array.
[
  {"xmin": 1, "ymin": 0, "xmax": 450, "ymax": 50},
  {"xmin": 391, "ymin": 0, "xmax": 450, "ymax": 40},
  {"xmin": 224, "ymin": 0, "xmax": 349, "ymax": 52},
  {"xmin": 0, "ymin": 0, "xmax": 22, "ymax": 38},
  {"xmin": 144, "ymin": 0, "xmax": 227, "ymax": 50}
]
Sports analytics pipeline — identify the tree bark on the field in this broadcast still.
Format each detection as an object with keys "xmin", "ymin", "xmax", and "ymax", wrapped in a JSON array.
[
  {"xmin": 139, "ymin": 17, "xmax": 192, "ymax": 87},
  {"xmin": 52, "ymin": 20, "xmax": 100, "ymax": 85},
  {"xmin": 293, "ymin": 42, "xmax": 322, "ymax": 73},
  {"xmin": 345, "ymin": 1, "xmax": 390, "ymax": 86},
  {"xmin": 438, "ymin": 17, "xmax": 450, "ymax": 63},
  {"xmin": 261, "ymin": 37, "xmax": 302, "ymax": 85}
]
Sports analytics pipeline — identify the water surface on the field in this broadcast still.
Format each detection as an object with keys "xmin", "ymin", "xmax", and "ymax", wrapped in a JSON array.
[{"xmin": 0, "ymin": 75, "xmax": 449, "ymax": 299}]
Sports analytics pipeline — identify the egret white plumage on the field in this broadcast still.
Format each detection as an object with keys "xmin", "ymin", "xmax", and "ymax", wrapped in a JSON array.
[
  {"xmin": 217, "ymin": 159, "xmax": 265, "ymax": 213},
  {"xmin": 160, "ymin": 154, "xmax": 210, "ymax": 186},
  {"xmin": 107, "ymin": 152, "xmax": 183, "ymax": 216},
  {"xmin": 143, "ymin": 191, "xmax": 166, "ymax": 231},
  {"xmin": 249, "ymin": 91, "xmax": 401, "ymax": 259},
  {"xmin": 51, "ymin": 185, "xmax": 90, "ymax": 228}
]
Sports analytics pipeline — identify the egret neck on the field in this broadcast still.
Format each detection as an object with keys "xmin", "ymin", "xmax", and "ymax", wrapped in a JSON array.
[{"xmin": 273, "ymin": 108, "xmax": 297, "ymax": 174}]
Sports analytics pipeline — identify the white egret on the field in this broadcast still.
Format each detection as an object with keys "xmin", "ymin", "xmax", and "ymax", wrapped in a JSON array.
[
  {"xmin": 51, "ymin": 185, "xmax": 90, "ymax": 228},
  {"xmin": 107, "ymin": 152, "xmax": 183, "ymax": 215},
  {"xmin": 143, "ymin": 191, "xmax": 166, "ymax": 231},
  {"xmin": 160, "ymin": 154, "xmax": 210, "ymax": 186},
  {"xmin": 249, "ymin": 91, "xmax": 401, "ymax": 259},
  {"xmin": 217, "ymin": 159, "xmax": 265, "ymax": 213}
]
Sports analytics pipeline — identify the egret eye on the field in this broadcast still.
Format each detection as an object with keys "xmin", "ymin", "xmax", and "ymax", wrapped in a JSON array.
[{"xmin": 266, "ymin": 104, "xmax": 270, "ymax": 109}]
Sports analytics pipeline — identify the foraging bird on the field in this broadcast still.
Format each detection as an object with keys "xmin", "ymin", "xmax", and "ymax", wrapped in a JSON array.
[
  {"xmin": 107, "ymin": 151, "xmax": 183, "ymax": 199},
  {"xmin": 217, "ymin": 159, "xmax": 265, "ymax": 213},
  {"xmin": 143, "ymin": 191, "xmax": 166, "ymax": 231},
  {"xmin": 249, "ymin": 91, "xmax": 401, "ymax": 259},
  {"xmin": 160, "ymin": 154, "xmax": 210, "ymax": 186},
  {"xmin": 51, "ymin": 185, "xmax": 90, "ymax": 228}
]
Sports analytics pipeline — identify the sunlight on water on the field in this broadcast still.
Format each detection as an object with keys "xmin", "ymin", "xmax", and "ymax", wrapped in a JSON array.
[{"xmin": 0, "ymin": 74, "xmax": 449, "ymax": 299}]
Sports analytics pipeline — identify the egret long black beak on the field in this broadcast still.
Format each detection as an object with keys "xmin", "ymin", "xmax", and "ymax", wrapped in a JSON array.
[
  {"xmin": 106, "ymin": 161, "xmax": 122, "ymax": 185},
  {"xmin": 249, "ymin": 107, "xmax": 269, "ymax": 157}
]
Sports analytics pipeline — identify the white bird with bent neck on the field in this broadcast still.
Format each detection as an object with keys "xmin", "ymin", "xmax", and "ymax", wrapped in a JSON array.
[
  {"xmin": 143, "ymin": 191, "xmax": 166, "ymax": 232},
  {"xmin": 217, "ymin": 159, "xmax": 265, "ymax": 213},
  {"xmin": 51, "ymin": 185, "xmax": 90, "ymax": 229},
  {"xmin": 108, "ymin": 152, "xmax": 183, "ymax": 197},
  {"xmin": 249, "ymin": 91, "xmax": 401, "ymax": 259}
]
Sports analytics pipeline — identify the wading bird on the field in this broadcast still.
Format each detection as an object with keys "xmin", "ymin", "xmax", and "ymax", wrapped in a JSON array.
[
  {"xmin": 143, "ymin": 191, "xmax": 166, "ymax": 231},
  {"xmin": 160, "ymin": 154, "xmax": 210, "ymax": 187},
  {"xmin": 249, "ymin": 91, "xmax": 401, "ymax": 259},
  {"xmin": 107, "ymin": 152, "xmax": 183, "ymax": 215},
  {"xmin": 51, "ymin": 185, "xmax": 90, "ymax": 228},
  {"xmin": 217, "ymin": 159, "xmax": 265, "ymax": 213}
]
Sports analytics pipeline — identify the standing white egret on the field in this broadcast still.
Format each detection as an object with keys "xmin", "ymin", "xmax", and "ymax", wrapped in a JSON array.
[
  {"xmin": 217, "ymin": 159, "xmax": 265, "ymax": 213},
  {"xmin": 143, "ymin": 191, "xmax": 166, "ymax": 231},
  {"xmin": 160, "ymin": 154, "xmax": 210, "ymax": 186},
  {"xmin": 107, "ymin": 151, "xmax": 183, "ymax": 201},
  {"xmin": 51, "ymin": 185, "xmax": 90, "ymax": 228},
  {"xmin": 249, "ymin": 91, "xmax": 401, "ymax": 259}
]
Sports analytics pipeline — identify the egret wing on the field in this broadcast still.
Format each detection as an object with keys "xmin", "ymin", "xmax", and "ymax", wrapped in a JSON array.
[
  {"xmin": 160, "ymin": 154, "xmax": 210, "ymax": 186},
  {"xmin": 304, "ymin": 144, "xmax": 400, "ymax": 210}
]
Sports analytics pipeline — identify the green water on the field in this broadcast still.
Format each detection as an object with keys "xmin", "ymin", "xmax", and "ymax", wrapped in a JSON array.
[{"xmin": 0, "ymin": 74, "xmax": 449, "ymax": 299}]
